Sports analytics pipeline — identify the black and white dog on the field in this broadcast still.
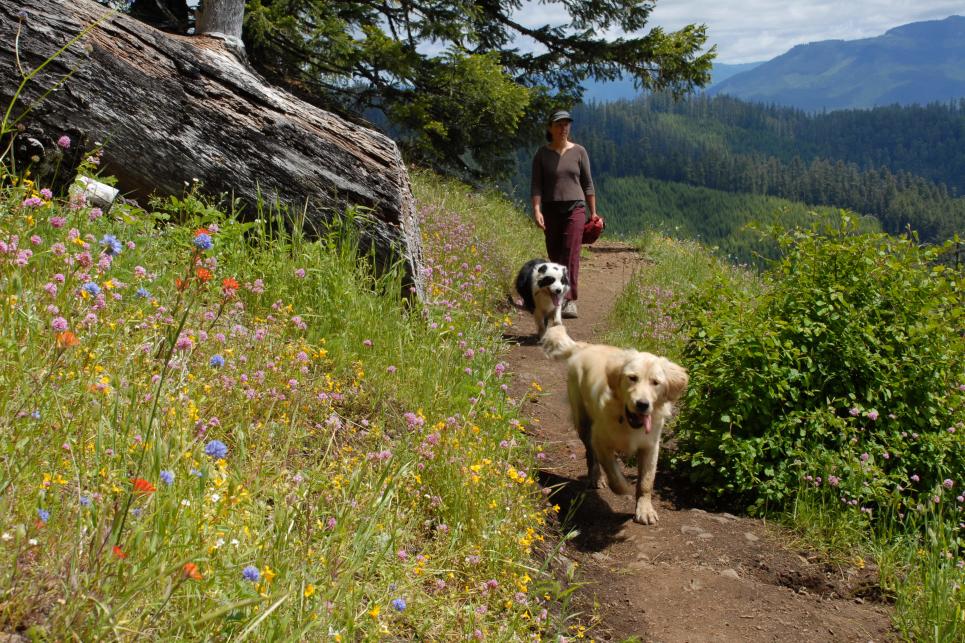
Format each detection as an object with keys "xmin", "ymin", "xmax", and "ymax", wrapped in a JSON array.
[{"xmin": 514, "ymin": 259, "xmax": 570, "ymax": 338}]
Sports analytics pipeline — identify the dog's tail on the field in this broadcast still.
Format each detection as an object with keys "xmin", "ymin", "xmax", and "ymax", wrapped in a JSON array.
[{"xmin": 540, "ymin": 325, "xmax": 585, "ymax": 361}]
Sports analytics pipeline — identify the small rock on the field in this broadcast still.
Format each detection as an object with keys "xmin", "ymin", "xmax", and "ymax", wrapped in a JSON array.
[
  {"xmin": 711, "ymin": 515, "xmax": 730, "ymax": 524},
  {"xmin": 690, "ymin": 508, "xmax": 707, "ymax": 514},
  {"xmin": 697, "ymin": 532, "xmax": 714, "ymax": 540},
  {"xmin": 722, "ymin": 512, "xmax": 739, "ymax": 520},
  {"xmin": 744, "ymin": 531, "xmax": 760, "ymax": 542},
  {"xmin": 681, "ymin": 525, "xmax": 705, "ymax": 535},
  {"xmin": 720, "ymin": 568, "xmax": 740, "ymax": 580}
]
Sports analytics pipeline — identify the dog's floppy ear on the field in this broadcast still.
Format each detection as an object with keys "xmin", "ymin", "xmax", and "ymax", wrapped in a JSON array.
[
  {"xmin": 605, "ymin": 353, "xmax": 630, "ymax": 399},
  {"xmin": 661, "ymin": 359, "xmax": 689, "ymax": 402}
]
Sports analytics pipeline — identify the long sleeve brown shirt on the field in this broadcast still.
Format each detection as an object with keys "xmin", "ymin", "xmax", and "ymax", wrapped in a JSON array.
[{"xmin": 530, "ymin": 144, "xmax": 595, "ymax": 204}]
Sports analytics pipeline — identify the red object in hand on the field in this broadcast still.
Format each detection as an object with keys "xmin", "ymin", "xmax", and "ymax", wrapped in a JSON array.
[{"xmin": 582, "ymin": 214, "xmax": 605, "ymax": 244}]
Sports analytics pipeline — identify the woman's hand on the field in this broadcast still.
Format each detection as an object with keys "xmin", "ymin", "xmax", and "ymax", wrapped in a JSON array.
[{"xmin": 534, "ymin": 210, "xmax": 545, "ymax": 230}]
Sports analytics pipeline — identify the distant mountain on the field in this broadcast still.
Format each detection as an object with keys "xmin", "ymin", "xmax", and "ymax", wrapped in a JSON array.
[
  {"xmin": 581, "ymin": 62, "xmax": 763, "ymax": 103},
  {"xmin": 709, "ymin": 15, "xmax": 965, "ymax": 111}
]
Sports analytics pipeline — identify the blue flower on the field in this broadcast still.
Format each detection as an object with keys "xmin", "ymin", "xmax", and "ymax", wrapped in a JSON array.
[
  {"xmin": 193, "ymin": 233, "xmax": 213, "ymax": 251},
  {"xmin": 31, "ymin": 410, "xmax": 40, "ymax": 420},
  {"xmin": 37, "ymin": 508, "xmax": 50, "ymax": 523},
  {"xmin": 79, "ymin": 495, "xmax": 92, "ymax": 507},
  {"xmin": 190, "ymin": 468, "xmax": 203, "ymax": 477},
  {"xmin": 242, "ymin": 565, "xmax": 260, "ymax": 582},
  {"xmin": 160, "ymin": 470, "xmax": 175, "ymax": 485},
  {"xmin": 82, "ymin": 282, "xmax": 101, "ymax": 296},
  {"xmin": 136, "ymin": 287, "xmax": 151, "ymax": 298},
  {"xmin": 391, "ymin": 598, "xmax": 406, "ymax": 611},
  {"xmin": 209, "ymin": 354, "xmax": 225, "ymax": 368},
  {"xmin": 204, "ymin": 440, "xmax": 228, "ymax": 459},
  {"xmin": 100, "ymin": 234, "xmax": 123, "ymax": 256}
]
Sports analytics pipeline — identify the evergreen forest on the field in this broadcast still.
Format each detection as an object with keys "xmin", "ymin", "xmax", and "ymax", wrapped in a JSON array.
[{"xmin": 530, "ymin": 94, "xmax": 965, "ymax": 245}]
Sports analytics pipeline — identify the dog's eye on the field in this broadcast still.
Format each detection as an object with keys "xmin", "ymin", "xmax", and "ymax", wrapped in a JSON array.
[
  {"xmin": 651, "ymin": 379, "xmax": 660, "ymax": 386},
  {"xmin": 627, "ymin": 374, "xmax": 638, "ymax": 382}
]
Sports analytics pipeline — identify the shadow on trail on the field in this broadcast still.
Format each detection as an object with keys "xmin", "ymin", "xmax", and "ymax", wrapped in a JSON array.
[
  {"xmin": 537, "ymin": 470, "xmax": 632, "ymax": 552},
  {"xmin": 585, "ymin": 245, "xmax": 643, "ymax": 256},
  {"xmin": 501, "ymin": 331, "xmax": 540, "ymax": 347}
]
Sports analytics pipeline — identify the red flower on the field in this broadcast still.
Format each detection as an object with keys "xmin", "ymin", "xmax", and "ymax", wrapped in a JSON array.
[
  {"xmin": 56, "ymin": 330, "xmax": 80, "ymax": 349},
  {"xmin": 131, "ymin": 478, "xmax": 156, "ymax": 494},
  {"xmin": 182, "ymin": 562, "xmax": 203, "ymax": 580},
  {"xmin": 194, "ymin": 228, "xmax": 210, "ymax": 237},
  {"xmin": 113, "ymin": 545, "xmax": 127, "ymax": 559},
  {"xmin": 175, "ymin": 277, "xmax": 188, "ymax": 292},
  {"xmin": 195, "ymin": 267, "xmax": 213, "ymax": 283},
  {"xmin": 221, "ymin": 277, "xmax": 239, "ymax": 296}
]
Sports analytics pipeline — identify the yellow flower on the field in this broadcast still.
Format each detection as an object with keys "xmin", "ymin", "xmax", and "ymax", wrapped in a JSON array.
[
  {"xmin": 262, "ymin": 566, "xmax": 276, "ymax": 584},
  {"xmin": 304, "ymin": 584, "xmax": 315, "ymax": 598},
  {"xmin": 369, "ymin": 605, "xmax": 380, "ymax": 619}
]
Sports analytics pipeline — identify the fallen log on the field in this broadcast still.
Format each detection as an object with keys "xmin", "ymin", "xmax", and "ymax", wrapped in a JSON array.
[{"xmin": 0, "ymin": 0, "xmax": 424, "ymax": 296}]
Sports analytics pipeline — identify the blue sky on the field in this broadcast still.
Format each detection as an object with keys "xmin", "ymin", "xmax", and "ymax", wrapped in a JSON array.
[{"xmin": 511, "ymin": 1, "xmax": 963, "ymax": 63}]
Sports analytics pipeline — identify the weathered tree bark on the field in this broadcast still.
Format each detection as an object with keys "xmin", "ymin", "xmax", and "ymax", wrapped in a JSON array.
[
  {"xmin": 196, "ymin": 0, "xmax": 244, "ymax": 42},
  {"xmin": 0, "ymin": 0, "xmax": 424, "ymax": 297}
]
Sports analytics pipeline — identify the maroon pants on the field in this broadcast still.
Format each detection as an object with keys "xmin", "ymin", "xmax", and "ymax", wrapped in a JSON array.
[{"xmin": 543, "ymin": 202, "xmax": 584, "ymax": 301}]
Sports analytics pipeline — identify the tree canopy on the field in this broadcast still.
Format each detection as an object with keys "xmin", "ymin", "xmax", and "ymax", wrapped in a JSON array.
[{"xmin": 121, "ymin": 0, "xmax": 714, "ymax": 177}]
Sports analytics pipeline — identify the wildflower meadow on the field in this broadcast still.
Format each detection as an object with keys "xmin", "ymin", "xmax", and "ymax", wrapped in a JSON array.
[{"xmin": 0, "ymin": 147, "xmax": 578, "ymax": 639}]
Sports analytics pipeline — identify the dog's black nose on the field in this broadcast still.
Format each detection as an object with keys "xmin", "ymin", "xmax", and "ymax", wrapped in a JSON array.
[{"xmin": 635, "ymin": 400, "xmax": 650, "ymax": 412}]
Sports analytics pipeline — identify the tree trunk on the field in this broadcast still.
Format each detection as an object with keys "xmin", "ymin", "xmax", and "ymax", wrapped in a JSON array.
[
  {"xmin": 196, "ymin": 0, "xmax": 244, "ymax": 41},
  {"xmin": 0, "ymin": 0, "xmax": 425, "ymax": 297}
]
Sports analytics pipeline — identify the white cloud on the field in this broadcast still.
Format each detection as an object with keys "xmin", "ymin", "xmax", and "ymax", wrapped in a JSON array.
[{"xmin": 512, "ymin": 1, "xmax": 964, "ymax": 63}]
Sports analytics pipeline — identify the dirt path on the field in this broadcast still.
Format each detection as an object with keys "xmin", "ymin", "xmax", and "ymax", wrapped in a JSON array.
[{"xmin": 505, "ymin": 241, "xmax": 893, "ymax": 642}]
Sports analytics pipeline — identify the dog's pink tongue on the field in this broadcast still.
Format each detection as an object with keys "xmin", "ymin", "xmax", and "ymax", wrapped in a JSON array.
[
  {"xmin": 644, "ymin": 414, "xmax": 652, "ymax": 433},
  {"xmin": 551, "ymin": 293, "xmax": 561, "ymax": 307}
]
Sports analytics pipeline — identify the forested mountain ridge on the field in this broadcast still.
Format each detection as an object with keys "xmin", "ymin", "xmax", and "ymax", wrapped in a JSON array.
[
  {"xmin": 581, "ymin": 62, "xmax": 763, "ymax": 103},
  {"xmin": 557, "ymin": 95, "xmax": 965, "ymax": 243},
  {"xmin": 709, "ymin": 15, "xmax": 965, "ymax": 111}
]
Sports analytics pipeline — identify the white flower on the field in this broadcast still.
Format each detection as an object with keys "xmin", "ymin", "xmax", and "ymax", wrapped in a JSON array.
[
  {"xmin": 210, "ymin": 493, "xmax": 221, "ymax": 503},
  {"xmin": 1, "ymin": 532, "xmax": 12, "ymax": 542},
  {"xmin": 181, "ymin": 499, "xmax": 191, "ymax": 507},
  {"xmin": 214, "ymin": 538, "xmax": 225, "ymax": 549},
  {"xmin": 230, "ymin": 538, "xmax": 240, "ymax": 547},
  {"xmin": 28, "ymin": 538, "xmax": 38, "ymax": 546}
]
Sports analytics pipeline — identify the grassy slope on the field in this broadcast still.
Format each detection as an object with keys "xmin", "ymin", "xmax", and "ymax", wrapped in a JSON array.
[
  {"xmin": 598, "ymin": 174, "xmax": 879, "ymax": 266},
  {"xmin": 0, "ymin": 165, "xmax": 575, "ymax": 640}
]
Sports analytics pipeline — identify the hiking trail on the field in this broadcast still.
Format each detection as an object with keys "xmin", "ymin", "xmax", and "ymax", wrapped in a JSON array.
[{"xmin": 504, "ymin": 240, "xmax": 893, "ymax": 642}]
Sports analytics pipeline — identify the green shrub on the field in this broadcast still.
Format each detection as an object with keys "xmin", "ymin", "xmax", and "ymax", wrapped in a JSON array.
[{"xmin": 672, "ymin": 215, "xmax": 964, "ymax": 518}]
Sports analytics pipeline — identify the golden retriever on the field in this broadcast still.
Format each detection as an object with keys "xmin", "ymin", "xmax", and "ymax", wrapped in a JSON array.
[{"xmin": 541, "ymin": 325, "xmax": 688, "ymax": 524}]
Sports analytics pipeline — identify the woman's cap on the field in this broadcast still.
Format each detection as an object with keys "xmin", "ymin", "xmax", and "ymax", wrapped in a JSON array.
[{"xmin": 548, "ymin": 110, "xmax": 572, "ymax": 124}]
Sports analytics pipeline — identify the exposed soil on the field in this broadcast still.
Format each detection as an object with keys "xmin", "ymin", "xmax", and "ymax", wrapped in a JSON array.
[{"xmin": 505, "ymin": 240, "xmax": 894, "ymax": 642}]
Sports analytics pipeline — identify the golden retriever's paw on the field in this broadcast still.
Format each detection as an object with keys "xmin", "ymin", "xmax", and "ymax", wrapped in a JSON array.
[
  {"xmin": 634, "ymin": 502, "xmax": 659, "ymax": 525},
  {"xmin": 588, "ymin": 475, "xmax": 607, "ymax": 490}
]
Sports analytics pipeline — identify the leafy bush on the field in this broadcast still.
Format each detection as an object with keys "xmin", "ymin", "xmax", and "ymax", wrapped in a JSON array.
[{"xmin": 672, "ymin": 215, "xmax": 964, "ymax": 519}]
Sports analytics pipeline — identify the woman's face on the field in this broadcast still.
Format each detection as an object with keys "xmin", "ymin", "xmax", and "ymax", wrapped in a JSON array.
[{"xmin": 549, "ymin": 119, "xmax": 572, "ymax": 141}]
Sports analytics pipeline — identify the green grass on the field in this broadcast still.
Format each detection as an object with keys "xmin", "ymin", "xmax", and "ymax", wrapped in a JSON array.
[
  {"xmin": 605, "ymin": 231, "xmax": 759, "ymax": 360},
  {"xmin": 608, "ymin": 230, "xmax": 964, "ymax": 642},
  {"xmin": 0, "ymin": 161, "xmax": 575, "ymax": 640}
]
